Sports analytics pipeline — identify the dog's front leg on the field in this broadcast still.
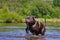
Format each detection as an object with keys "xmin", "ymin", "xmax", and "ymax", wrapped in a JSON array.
[
  {"xmin": 25, "ymin": 25, "xmax": 29, "ymax": 34},
  {"xmin": 41, "ymin": 27, "xmax": 45, "ymax": 36}
]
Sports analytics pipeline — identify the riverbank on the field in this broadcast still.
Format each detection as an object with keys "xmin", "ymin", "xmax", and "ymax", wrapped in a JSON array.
[
  {"xmin": 0, "ymin": 23, "xmax": 26, "ymax": 26},
  {"xmin": 36, "ymin": 18, "xmax": 60, "ymax": 27},
  {"xmin": 0, "ymin": 18, "xmax": 60, "ymax": 27}
]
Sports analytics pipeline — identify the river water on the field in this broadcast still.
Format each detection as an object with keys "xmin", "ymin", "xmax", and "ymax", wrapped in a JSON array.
[{"xmin": 0, "ymin": 26, "xmax": 60, "ymax": 40}]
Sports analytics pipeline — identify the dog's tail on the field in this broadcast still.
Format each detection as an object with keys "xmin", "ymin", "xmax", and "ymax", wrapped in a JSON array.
[{"xmin": 44, "ymin": 18, "xmax": 46, "ymax": 26}]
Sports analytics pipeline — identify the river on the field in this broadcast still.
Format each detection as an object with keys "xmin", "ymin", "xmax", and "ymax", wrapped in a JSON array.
[{"xmin": 0, "ymin": 26, "xmax": 60, "ymax": 40}]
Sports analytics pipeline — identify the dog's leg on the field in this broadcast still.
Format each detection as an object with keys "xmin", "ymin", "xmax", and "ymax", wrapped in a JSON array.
[
  {"xmin": 41, "ymin": 27, "xmax": 45, "ymax": 36},
  {"xmin": 25, "ymin": 26, "xmax": 29, "ymax": 34}
]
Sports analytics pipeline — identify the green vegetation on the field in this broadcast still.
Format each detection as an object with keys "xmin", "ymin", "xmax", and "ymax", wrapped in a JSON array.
[
  {"xmin": 0, "ymin": 0, "xmax": 60, "ymax": 24},
  {"xmin": 53, "ymin": 0, "xmax": 60, "ymax": 6}
]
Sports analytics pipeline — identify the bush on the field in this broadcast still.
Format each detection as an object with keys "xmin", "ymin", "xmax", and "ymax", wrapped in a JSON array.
[{"xmin": 0, "ymin": 0, "xmax": 60, "ymax": 23}]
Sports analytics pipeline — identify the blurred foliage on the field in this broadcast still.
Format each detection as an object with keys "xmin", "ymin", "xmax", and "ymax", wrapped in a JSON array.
[
  {"xmin": 53, "ymin": 0, "xmax": 60, "ymax": 6},
  {"xmin": 0, "ymin": 0, "xmax": 60, "ymax": 23}
]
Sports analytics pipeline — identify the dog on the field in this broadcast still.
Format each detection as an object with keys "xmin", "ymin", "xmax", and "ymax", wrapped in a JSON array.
[{"xmin": 25, "ymin": 16, "xmax": 46, "ymax": 36}]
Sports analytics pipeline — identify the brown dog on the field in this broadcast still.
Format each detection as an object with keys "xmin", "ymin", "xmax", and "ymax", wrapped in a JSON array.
[{"xmin": 25, "ymin": 16, "xmax": 46, "ymax": 35}]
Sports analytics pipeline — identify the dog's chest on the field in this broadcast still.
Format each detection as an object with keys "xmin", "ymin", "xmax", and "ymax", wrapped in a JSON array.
[{"xmin": 32, "ymin": 22, "xmax": 41, "ymax": 31}]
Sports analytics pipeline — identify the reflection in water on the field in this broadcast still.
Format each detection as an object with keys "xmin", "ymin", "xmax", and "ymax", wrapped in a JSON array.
[{"xmin": 0, "ymin": 26, "xmax": 60, "ymax": 40}]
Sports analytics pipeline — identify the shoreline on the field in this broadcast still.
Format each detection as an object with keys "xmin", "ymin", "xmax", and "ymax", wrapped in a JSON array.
[{"xmin": 0, "ymin": 18, "xmax": 60, "ymax": 27}]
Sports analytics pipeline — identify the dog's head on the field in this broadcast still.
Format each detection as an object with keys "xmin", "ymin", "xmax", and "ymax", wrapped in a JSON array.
[{"xmin": 25, "ymin": 16, "xmax": 36, "ymax": 25}]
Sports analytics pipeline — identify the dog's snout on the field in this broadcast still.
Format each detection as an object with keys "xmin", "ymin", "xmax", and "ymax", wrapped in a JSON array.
[
  {"xmin": 26, "ymin": 19, "xmax": 31, "ymax": 22},
  {"xmin": 25, "ymin": 16, "xmax": 34, "ymax": 23}
]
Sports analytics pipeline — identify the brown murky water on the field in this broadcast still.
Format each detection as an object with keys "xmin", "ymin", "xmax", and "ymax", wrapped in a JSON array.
[{"xmin": 0, "ymin": 26, "xmax": 60, "ymax": 40}]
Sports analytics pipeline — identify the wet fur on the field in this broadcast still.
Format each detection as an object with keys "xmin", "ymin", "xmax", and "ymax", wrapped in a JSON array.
[{"xmin": 25, "ymin": 16, "xmax": 46, "ymax": 35}]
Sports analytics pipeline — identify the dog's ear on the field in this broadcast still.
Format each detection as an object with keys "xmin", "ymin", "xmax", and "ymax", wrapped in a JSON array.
[
  {"xmin": 32, "ymin": 16, "xmax": 36, "ymax": 18},
  {"xmin": 31, "ymin": 16, "xmax": 36, "ymax": 21}
]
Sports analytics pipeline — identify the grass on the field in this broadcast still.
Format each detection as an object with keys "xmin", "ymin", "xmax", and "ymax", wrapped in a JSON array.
[
  {"xmin": 36, "ymin": 18, "xmax": 60, "ymax": 27},
  {"xmin": 0, "ymin": 23, "xmax": 26, "ymax": 26}
]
